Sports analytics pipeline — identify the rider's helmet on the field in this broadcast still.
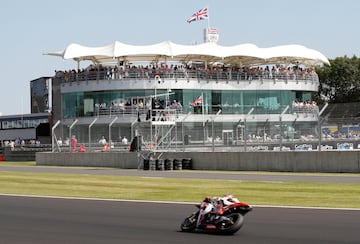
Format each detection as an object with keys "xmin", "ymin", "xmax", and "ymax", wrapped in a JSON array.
[{"xmin": 203, "ymin": 196, "xmax": 212, "ymax": 203}]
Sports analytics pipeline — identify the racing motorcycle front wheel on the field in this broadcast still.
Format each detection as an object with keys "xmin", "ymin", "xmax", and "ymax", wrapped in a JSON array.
[{"xmin": 216, "ymin": 213, "xmax": 244, "ymax": 235}]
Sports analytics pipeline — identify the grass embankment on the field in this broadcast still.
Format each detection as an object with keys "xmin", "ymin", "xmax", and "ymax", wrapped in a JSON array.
[
  {"xmin": 0, "ymin": 168, "xmax": 359, "ymax": 208},
  {"xmin": 0, "ymin": 161, "xmax": 36, "ymax": 166}
]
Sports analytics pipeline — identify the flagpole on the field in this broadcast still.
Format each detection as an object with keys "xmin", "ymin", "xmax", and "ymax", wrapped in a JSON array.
[
  {"xmin": 202, "ymin": 92, "xmax": 205, "ymax": 144},
  {"xmin": 207, "ymin": 6, "xmax": 210, "ymax": 29},
  {"xmin": 202, "ymin": 92, "xmax": 205, "ymax": 125}
]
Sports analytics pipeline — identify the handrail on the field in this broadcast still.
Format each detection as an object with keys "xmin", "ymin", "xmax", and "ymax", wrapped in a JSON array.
[
  {"xmin": 56, "ymin": 69, "xmax": 319, "ymax": 84},
  {"xmin": 63, "ymin": 103, "xmax": 320, "ymax": 119}
]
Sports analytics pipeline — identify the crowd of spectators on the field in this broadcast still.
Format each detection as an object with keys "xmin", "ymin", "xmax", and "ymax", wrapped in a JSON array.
[
  {"xmin": 55, "ymin": 63, "xmax": 318, "ymax": 83},
  {"xmin": 2, "ymin": 138, "xmax": 42, "ymax": 149},
  {"xmin": 93, "ymin": 98, "xmax": 183, "ymax": 119},
  {"xmin": 292, "ymin": 100, "xmax": 319, "ymax": 113}
]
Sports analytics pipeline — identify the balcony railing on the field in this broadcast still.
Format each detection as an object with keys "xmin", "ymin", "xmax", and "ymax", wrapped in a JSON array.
[
  {"xmin": 57, "ymin": 68, "xmax": 319, "ymax": 84},
  {"xmin": 71, "ymin": 104, "xmax": 318, "ymax": 119}
]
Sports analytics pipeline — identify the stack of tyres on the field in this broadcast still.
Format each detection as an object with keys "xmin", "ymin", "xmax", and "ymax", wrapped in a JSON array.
[
  {"xmin": 156, "ymin": 159, "xmax": 165, "ymax": 171},
  {"xmin": 165, "ymin": 158, "xmax": 173, "ymax": 170},
  {"xmin": 182, "ymin": 158, "xmax": 192, "ymax": 170},
  {"xmin": 173, "ymin": 158, "xmax": 182, "ymax": 170},
  {"xmin": 149, "ymin": 158, "xmax": 156, "ymax": 171},
  {"xmin": 143, "ymin": 159, "xmax": 149, "ymax": 170}
]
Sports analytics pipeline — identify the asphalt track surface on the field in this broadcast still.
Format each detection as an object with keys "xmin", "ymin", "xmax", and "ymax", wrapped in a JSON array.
[
  {"xmin": 1, "ymin": 165, "xmax": 360, "ymax": 243},
  {"xmin": 0, "ymin": 195, "xmax": 359, "ymax": 244},
  {"xmin": 1, "ymin": 165, "xmax": 360, "ymax": 183}
]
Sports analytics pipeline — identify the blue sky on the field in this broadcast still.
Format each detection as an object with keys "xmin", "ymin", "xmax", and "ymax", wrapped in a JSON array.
[{"xmin": 1, "ymin": 0, "xmax": 359, "ymax": 115}]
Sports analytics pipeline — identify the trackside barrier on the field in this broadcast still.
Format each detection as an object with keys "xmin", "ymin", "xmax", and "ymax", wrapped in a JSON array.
[{"xmin": 173, "ymin": 158, "xmax": 182, "ymax": 170}]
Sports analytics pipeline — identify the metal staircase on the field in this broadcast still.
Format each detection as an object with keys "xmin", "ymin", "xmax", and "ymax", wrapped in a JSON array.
[{"xmin": 134, "ymin": 108, "xmax": 178, "ymax": 169}]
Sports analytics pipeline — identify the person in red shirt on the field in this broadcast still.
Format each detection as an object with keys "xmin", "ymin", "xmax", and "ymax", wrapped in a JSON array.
[
  {"xmin": 71, "ymin": 135, "xmax": 77, "ymax": 152},
  {"xmin": 79, "ymin": 144, "xmax": 86, "ymax": 152}
]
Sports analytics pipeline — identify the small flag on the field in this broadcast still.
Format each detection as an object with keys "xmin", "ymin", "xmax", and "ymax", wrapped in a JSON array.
[
  {"xmin": 187, "ymin": 7, "xmax": 208, "ymax": 23},
  {"xmin": 207, "ymin": 28, "xmax": 218, "ymax": 34},
  {"xmin": 191, "ymin": 95, "xmax": 203, "ymax": 106}
]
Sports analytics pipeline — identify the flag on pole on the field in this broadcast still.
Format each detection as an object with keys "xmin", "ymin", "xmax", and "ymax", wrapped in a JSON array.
[
  {"xmin": 207, "ymin": 28, "xmax": 218, "ymax": 34},
  {"xmin": 187, "ymin": 7, "xmax": 209, "ymax": 23},
  {"xmin": 191, "ymin": 95, "xmax": 203, "ymax": 106}
]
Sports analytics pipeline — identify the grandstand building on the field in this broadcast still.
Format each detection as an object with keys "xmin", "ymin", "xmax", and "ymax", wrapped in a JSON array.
[
  {"xmin": 46, "ymin": 41, "xmax": 331, "ymax": 151},
  {"xmin": 0, "ymin": 113, "xmax": 51, "ymax": 145}
]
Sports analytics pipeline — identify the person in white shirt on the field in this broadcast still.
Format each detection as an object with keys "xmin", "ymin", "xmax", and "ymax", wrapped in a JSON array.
[
  {"xmin": 99, "ymin": 136, "xmax": 107, "ymax": 145},
  {"xmin": 122, "ymin": 136, "xmax": 128, "ymax": 144}
]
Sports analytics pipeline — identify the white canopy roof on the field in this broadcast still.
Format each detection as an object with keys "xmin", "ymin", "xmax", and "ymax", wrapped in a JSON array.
[{"xmin": 47, "ymin": 41, "xmax": 330, "ymax": 66}]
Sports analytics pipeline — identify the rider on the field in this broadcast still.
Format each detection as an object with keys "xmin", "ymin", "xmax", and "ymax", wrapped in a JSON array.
[{"xmin": 197, "ymin": 194, "xmax": 239, "ymax": 225}]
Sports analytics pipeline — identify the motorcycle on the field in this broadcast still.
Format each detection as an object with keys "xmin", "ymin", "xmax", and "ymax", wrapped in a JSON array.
[{"xmin": 180, "ymin": 198, "xmax": 252, "ymax": 235}]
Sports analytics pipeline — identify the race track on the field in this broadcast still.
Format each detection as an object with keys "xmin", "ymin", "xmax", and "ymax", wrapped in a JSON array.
[
  {"xmin": 1, "ymin": 165, "xmax": 360, "ymax": 183},
  {"xmin": 0, "ymin": 195, "xmax": 359, "ymax": 244}
]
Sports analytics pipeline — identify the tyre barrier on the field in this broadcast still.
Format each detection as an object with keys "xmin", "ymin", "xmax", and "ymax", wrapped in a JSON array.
[
  {"xmin": 149, "ymin": 158, "xmax": 156, "ymax": 171},
  {"xmin": 165, "ymin": 158, "xmax": 173, "ymax": 170},
  {"xmin": 182, "ymin": 158, "xmax": 192, "ymax": 170},
  {"xmin": 156, "ymin": 159, "xmax": 165, "ymax": 171},
  {"xmin": 143, "ymin": 159, "xmax": 149, "ymax": 170},
  {"xmin": 144, "ymin": 158, "xmax": 192, "ymax": 171},
  {"xmin": 173, "ymin": 158, "xmax": 183, "ymax": 170}
]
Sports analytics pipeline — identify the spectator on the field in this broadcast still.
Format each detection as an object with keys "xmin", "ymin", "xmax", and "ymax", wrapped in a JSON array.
[
  {"xmin": 71, "ymin": 135, "xmax": 77, "ymax": 152},
  {"xmin": 9, "ymin": 140, "xmax": 15, "ymax": 150},
  {"xmin": 64, "ymin": 137, "xmax": 70, "ymax": 146},
  {"xmin": 101, "ymin": 143, "xmax": 110, "ymax": 152},
  {"xmin": 79, "ymin": 144, "xmax": 86, "ymax": 152},
  {"xmin": 99, "ymin": 136, "xmax": 107, "ymax": 145},
  {"xmin": 122, "ymin": 136, "xmax": 128, "ymax": 144},
  {"xmin": 57, "ymin": 137, "xmax": 63, "ymax": 146}
]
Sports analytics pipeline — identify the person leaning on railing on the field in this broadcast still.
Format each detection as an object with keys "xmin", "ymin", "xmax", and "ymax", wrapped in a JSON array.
[
  {"xmin": 55, "ymin": 63, "xmax": 319, "ymax": 83},
  {"xmin": 292, "ymin": 100, "xmax": 318, "ymax": 113}
]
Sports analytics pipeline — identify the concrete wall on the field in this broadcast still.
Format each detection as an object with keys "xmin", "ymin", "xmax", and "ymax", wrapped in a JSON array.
[
  {"xmin": 36, "ymin": 150, "xmax": 360, "ymax": 173},
  {"xmin": 185, "ymin": 151, "xmax": 360, "ymax": 173},
  {"xmin": 3, "ymin": 147, "xmax": 37, "ymax": 161},
  {"xmin": 36, "ymin": 152, "xmax": 139, "ymax": 168}
]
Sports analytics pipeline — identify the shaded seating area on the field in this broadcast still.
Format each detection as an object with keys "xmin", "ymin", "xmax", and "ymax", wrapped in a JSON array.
[{"xmin": 322, "ymin": 102, "xmax": 360, "ymax": 124}]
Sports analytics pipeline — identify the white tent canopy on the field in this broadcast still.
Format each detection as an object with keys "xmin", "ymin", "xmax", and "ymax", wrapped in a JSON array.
[{"xmin": 46, "ymin": 41, "xmax": 330, "ymax": 67}]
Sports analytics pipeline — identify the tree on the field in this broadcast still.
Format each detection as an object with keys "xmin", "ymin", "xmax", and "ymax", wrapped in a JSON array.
[{"xmin": 316, "ymin": 56, "xmax": 360, "ymax": 103}]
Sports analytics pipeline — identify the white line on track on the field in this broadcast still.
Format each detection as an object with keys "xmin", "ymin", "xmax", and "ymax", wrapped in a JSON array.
[{"xmin": 1, "ymin": 193, "xmax": 359, "ymax": 211}]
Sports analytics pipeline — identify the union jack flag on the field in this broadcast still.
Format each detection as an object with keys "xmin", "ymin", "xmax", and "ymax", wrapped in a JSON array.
[
  {"xmin": 187, "ymin": 7, "xmax": 208, "ymax": 23},
  {"xmin": 191, "ymin": 95, "xmax": 203, "ymax": 106}
]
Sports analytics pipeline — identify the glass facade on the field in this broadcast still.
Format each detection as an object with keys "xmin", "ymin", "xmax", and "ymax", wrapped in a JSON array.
[
  {"xmin": 30, "ymin": 77, "xmax": 50, "ymax": 113},
  {"xmin": 62, "ymin": 89, "xmax": 312, "ymax": 118},
  {"xmin": 1, "ymin": 116, "xmax": 49, "ymax": 129}
]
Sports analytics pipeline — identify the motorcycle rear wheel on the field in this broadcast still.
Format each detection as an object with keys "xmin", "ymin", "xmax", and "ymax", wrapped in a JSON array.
[{"xmin": 216, "ymin": 213, "xmax": 244, "ymax": 235}]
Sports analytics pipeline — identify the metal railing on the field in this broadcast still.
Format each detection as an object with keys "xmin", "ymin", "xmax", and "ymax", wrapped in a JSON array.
[
  {"xmin": 73, "ymin": 103, "xmax": 318, "ymax": 119},
  {"xmin": 57, "ymin": 68, "xmax": 319, "ymax": 84}
]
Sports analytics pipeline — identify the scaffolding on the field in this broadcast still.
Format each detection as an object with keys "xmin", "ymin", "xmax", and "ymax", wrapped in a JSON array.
[{"xmin": 134, "ymin": 108, "xmax": 178, "ymax": 169}]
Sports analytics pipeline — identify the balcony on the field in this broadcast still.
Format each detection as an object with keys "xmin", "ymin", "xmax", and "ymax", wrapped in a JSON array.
[{"xmin": 56, "ymin": 67, "xmax": 319, "ymax": 84}]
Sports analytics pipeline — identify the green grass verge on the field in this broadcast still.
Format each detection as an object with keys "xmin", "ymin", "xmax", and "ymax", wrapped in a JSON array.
[
  {"xmin": 1, "ymin": 171, "xmax": 359, "ymax": 208},
  {"xmin": 0, "ymin": 161, "xmax": 36, "ymax": 166}
]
